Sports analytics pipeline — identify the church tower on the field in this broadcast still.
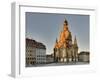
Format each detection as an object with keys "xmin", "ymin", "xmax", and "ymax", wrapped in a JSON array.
[
  {"xmin": 54, "ymin": 38, "xmax": 58, "ymax": 62},
  {"xmin": 73, "ymin": 36, "xmax": 78, "ymax": 61}
]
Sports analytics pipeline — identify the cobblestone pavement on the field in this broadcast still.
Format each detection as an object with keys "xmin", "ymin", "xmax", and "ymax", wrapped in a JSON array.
[{"xmin": 26, "ymin": 62, "xmax": 89, "ymax": 67}]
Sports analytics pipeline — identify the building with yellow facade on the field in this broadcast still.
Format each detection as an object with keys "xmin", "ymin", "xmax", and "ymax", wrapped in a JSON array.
[{"xmin": 53, "ymin": 19, "xmax": 78, "ymax": 63}]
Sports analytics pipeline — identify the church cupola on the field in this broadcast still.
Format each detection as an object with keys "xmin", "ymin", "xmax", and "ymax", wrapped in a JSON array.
[
  {"xmin": 63, "ymin": 19, "xmax": 68, "ymax": 31},
  {"xmin": 64, "ymin": 19, "xmax": 68, "ymax": 25}
]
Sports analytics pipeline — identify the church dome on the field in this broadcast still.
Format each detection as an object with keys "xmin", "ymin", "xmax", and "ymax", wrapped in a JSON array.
[{"xmin": 54, "ymin": 19, "xmax": 72, "ymax": 48}]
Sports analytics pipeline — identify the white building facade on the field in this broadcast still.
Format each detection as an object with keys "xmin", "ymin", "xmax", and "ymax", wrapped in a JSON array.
[
  {"xmin": 78, "ymin": 52, "xmax": 89, "ymax": 62},
  {"xmin": 26, "ymin": 38, "xmax": 46, "ymax": 66},
  {"xmin": 36, "ymin": 48, "xmax": 46, "ymax": 64}
]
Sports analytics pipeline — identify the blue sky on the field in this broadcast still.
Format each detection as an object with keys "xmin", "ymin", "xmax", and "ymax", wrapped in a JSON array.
[{"xmin": 26, "ymin": 12, "xmax": 89, "ymax": 54}]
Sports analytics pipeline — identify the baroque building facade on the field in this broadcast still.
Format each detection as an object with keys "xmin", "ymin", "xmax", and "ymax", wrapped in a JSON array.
[{"xmin": 53, "ymin": 19, "xmax": 78, "ymax": 63}]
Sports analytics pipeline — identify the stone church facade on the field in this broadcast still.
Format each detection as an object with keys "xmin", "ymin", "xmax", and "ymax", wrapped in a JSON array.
[{"xmin": 53, "ymin": 19, "xmax": 78, "ymax": 63}]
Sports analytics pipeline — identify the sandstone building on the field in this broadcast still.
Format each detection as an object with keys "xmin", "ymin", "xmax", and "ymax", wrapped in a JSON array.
[{"xmin": 53, "ymin": 19, "xmax": 78, "ymax": 63}]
